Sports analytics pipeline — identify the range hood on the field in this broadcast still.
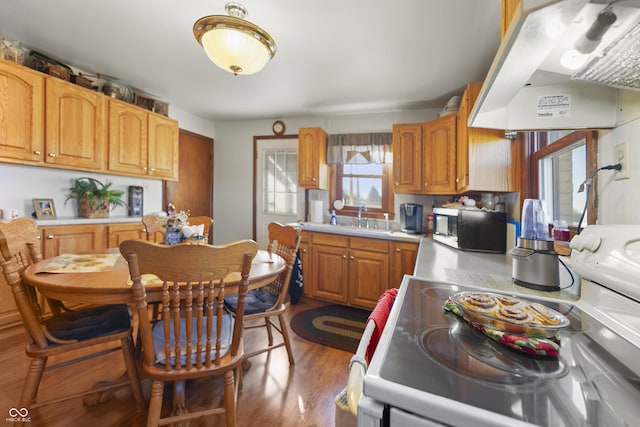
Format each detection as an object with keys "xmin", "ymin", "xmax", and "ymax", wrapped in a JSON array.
[{"xmin": 469, "ymin": 0, "xmax": 640, "ymax": 131}]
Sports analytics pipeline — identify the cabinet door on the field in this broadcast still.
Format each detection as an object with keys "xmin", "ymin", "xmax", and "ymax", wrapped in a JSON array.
[
  {"xmin": 298, "ymin": 232, "xmax": 311, "ymax": 296},
  {"xmin": 148, "ymin": 113, "xmax": 179, "ymax": 180},
  {"xmin": 457, "ymin": 82, "xmax": 513, "ymax": 193},
  {"xmin": 422, "ymin": 114, "xmax": 456, "ymax": 194},
  {"xmin": 348, "ymin": 249, "xmax": 389, "ymax": 309},
  {"xmin": 311, "ymin": 244, "xmax": 348, "ymax": 303},
  {"xmin": 0, "ymin": 60, "xmax": 44, "ymax": 164},
  {"xmin": 390, "ymin": 241, "xmax": 418, "ymax": 287},
  {"xmin": 45, "ymin": 77, "xmax": 106, "ymax": 170},
  {"xmin": 108, "ymin": 99, "xmax": 148, "ymax": 175},
  {"xmin": 41, "ymin": 224, "xmax": 107, "ymax": 258},
  {"xmin": 298, "ymin": 127, "xmax": 327, "ymax": 189},
  {"xmin": 392, "ymin": 123, "xmax": 423, "ymax": 194},
  {"xmin": 107, "ymin": 222, "xmax": 146, "ymax": 248}
]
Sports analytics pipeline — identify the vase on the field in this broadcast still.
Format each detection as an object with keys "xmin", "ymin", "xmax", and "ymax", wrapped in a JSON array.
[{"xmin": 164, "ymin": 230, "xmax": 183, "ymax": 245}]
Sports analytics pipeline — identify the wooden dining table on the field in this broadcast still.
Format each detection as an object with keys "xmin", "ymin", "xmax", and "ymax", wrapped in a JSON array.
[{"xmin": 23, "ymin": 248, "xmax": 286, "ymax": 305}]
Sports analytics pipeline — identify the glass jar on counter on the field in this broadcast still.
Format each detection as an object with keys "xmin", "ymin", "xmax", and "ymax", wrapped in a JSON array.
[{"xmin": 552, "ymin": 220, "xmax": 570, "ymax": 242}]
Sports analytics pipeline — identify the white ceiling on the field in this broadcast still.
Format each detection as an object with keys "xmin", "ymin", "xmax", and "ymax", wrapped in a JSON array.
[{"xmin": 0, "ymin": 0, "xmax": 502, "ymax": 122}]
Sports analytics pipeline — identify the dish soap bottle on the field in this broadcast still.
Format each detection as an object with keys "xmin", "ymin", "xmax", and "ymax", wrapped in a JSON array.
[{"xmin": 330, "ymin": 210, "xmax": 337, "ymax": 225}]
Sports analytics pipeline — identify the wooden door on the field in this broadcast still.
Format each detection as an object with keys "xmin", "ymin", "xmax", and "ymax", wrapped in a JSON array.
[
  {"xmin": 311, "ymin": 244, "xmax": 348, "ymax": 303},
  {"xmin": 348, "ymin": 249, "xmax": 389, "ymax": 309},
  {"xmin": 41, "ymin": 224, "xmax": 106, "ymax": 258},
  {"xmin": 107, "ymin": 99, "xmax": 148, "ymax": 175},
  {"xmin": 164, "ymin": 129, "xmax": 213, "ymax": 239},
  {"xmin": 0, "ymin": 61, "xmax": 44, "ymax": 164},
  {"xmin": 148, "ymin": 114, "xmax": 179, "ymax": 180},
  {"xmin": 422, "ymin": 114, "xmax": 457, "ymax": 194},
  {"xmin": 107, "ymin": 223, "xmax": 146, "ymax": 248},
  {"xmin": 390, "ymin": 241, "xmax": 418, "ymax": 287},
  {"xmin": 392, "ymin": 123, "xmax": 423, "ymax": 194},
  {"xmin": 298, "ymin": 127, "xmax": 327, "ymax": 189},
  {"xmin": 45, "ymin": 77, "xmax": 105, "ymax": 170}
]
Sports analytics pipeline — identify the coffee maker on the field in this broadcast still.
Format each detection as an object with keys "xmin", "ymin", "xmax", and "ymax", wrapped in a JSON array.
[
  {"xmin": 510, "ymin": 199, "xmax": 560, "ymax": 291},
  {"xmin": 400, "ymin": 203, "xmax": 423, "ymax": 234}
]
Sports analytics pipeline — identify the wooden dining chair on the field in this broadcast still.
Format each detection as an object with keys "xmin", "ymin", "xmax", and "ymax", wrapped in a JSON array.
[
  {"xmin": 142, "ymin": 214, "xmax": 165, "ymax": 242},
  {"xmin": 224, "ymin": 222, "xmax": 301, "ymax": 365},
  {"xmin": 120, "ymin": 238, "xmax": 258, "ymax": 427},
  {"xmin": 187, "ymin": 215, "xmax": 214, "ymax": 241},
  {"xmin": 0, "ymin": 217, "xmax": 143, "ymax": 410}
]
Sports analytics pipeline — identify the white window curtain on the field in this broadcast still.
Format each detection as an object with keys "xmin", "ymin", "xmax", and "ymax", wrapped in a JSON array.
[{"xmin": 326, "ymin": 133, "xmax": 392, "ymax": 165}]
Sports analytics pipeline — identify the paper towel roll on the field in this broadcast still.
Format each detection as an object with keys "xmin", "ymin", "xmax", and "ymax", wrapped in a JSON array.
[{"xmin": 310, "ymin": 200, "xmax": 324, "ymax": 223}]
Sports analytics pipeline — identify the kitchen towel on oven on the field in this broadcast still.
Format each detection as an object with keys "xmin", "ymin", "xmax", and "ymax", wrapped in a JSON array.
[
  {"xmin": 443, "ymin": 299, "xmax": 560, "ymax": 357},
  {"xmin": 366, "ymin": 288, "xmax": 398, "ymax": 363}
]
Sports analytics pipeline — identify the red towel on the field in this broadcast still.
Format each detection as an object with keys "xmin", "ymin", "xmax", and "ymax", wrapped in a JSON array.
[{"xmin": 365, "ymin": 288, "xmax": 398, "ymax": 363}]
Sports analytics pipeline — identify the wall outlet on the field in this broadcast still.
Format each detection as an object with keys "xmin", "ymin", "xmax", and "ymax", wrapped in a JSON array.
[{"xmin": 614, "ymin": 141, "xmax": 630, "ymax": 180}]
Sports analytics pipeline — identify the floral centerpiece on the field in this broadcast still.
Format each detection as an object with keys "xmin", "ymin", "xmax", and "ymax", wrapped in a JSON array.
[{"xmin": 160, "ymin": 203, "xmax": 189, "ymax": 245}]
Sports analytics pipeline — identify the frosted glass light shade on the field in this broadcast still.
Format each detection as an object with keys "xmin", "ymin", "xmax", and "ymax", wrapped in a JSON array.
[{"xmin": 193, "ymin": 6, "xmax": 276, "ymax": 76}]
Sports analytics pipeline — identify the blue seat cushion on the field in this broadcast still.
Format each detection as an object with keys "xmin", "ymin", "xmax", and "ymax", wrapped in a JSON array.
[
  {"xmin": 224, "ymin": 289, "xmax": 278, "ymax": 315},
  {"xmin": 152, "ymin": 313, "xmax": 233, "ymax": 365},
  {"xmin": 45, "ymin": 304, "xmax": 131, "ymax": 341}
]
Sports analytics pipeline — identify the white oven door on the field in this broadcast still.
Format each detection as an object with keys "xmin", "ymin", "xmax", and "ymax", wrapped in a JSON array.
[{"xmin": 390, "ymin": 407, "xmax": 446, "ymax": 426}]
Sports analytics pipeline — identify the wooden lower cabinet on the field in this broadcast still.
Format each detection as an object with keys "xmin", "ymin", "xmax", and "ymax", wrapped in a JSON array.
[
  {"xmin": 107, "ymin": 222, "xmax": 147, "ymax": 247},
  {"xmin": 41, "ymin": 224, "xmax": 107, "ymax": 259},
  {"xmin": 304, "ymin": 231, "xmax": 417, "ymax": 310},
  {"xmin": 390, "ymin": 241, "xmax": 419, "ymax": 287}
]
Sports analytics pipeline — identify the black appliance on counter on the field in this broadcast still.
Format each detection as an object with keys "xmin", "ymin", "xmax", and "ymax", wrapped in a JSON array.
[
  {"xmin": 432, "ymin": 207, "xmax": 506, "ymax": 253},
  {"xmin": 399, "ymin": 203, "xmax": 423, "ymax": 234}
]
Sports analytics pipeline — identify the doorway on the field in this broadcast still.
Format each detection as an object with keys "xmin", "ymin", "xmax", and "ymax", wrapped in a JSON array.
[
  {"xmin": 253, "ymin": 135, "xmax": 305, "ymax": 249},
  {"xmin": 164, "ymin": 129, "xmax": 214, "ymax": 241}
]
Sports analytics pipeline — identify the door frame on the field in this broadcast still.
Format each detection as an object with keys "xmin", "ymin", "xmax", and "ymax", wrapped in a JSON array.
[{"xmin": 252, "ymin": 133, "xmax": 299, "ymax": 241}]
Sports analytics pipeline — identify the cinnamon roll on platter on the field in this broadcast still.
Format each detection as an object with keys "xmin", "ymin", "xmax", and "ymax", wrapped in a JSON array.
[{"xmin": 450, "ymin": 291, "xmax": 569, "ymax": 337}]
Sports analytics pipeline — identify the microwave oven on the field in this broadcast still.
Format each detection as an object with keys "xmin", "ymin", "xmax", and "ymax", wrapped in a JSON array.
[{"xmin": 432, "ymin": 207, "xmax": 507, "ymax": 253}]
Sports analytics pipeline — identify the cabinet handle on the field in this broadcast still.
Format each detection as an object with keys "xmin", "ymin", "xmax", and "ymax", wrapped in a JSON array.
[
  {"xmin": 350, "ymin": 255, "xmax": 355, "ymax": 260},
  {"xmin": 455, "ymin": 177, "xmax": 459, "ymax": 183},
  {"xmin": 342, "ymin": 254, "xmax": 347, "ymax": 259},
  {"xmin": 302, "ymin": 248, "xmax": 307, "ymax": 253},
  {"xmin": 33, "ymin": 150, "xmax": 41, "ymax": 155},
  {"xmin": 312, "ymin": 177, "xmax": 316, "ymax": 182},
  {"xmin": 48, "ymin": 153, "xmax": 56, "ymax": 158},
  {"xmin": 143, "ymin": 167, "xmax": 148, "ymax": 171},
  {"xmin": 47, "ymin": 235, "xmax": 54, "ymax": 239},
  {"xmin": 424, "ymin": 181, "xmax": 428, "ymax": 187},
  {"xmin": 150, "ymin": 168, "xmax": 155, "ymax": 172},
  {"xmin": 395, "ymin": 181, "xmax": 399, "ymax": 186},
  {"xmin": 396, "ymin": 248, "xmax": 401, "ymax": 252}
]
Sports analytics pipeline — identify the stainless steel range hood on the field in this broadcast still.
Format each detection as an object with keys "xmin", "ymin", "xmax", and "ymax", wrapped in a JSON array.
[{"xmin": 469, "ymin": 0, "xmax": 640, "ymax": 131}]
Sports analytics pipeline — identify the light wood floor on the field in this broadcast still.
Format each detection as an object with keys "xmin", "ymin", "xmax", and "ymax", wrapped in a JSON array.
[{"xmin": 0, "ymin": 299, "xmax": 355, "ymax": 426}]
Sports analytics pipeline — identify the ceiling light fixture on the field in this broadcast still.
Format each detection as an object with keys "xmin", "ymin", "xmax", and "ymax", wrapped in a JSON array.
[
  {"xmin": 561, "ymin": 5, "xmax": 617, "ymax": 70},
  {"xmin": 193, "ymin": 2, "xmax": 276, "ymax": 76}
]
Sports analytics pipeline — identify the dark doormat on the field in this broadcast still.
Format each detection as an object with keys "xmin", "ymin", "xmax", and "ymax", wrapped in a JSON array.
[{"xmin": 290, "ymin": 304, "xmax": 371, "ymax": 353}]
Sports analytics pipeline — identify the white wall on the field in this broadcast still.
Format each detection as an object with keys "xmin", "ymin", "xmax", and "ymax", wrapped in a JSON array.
[
  {"xmin": 212, "ymin": 109, "xmax": 440, "ymax": 244},
  {"xmin": 596, "ymin": 116, "xmax": 640, "ymax": 225}
]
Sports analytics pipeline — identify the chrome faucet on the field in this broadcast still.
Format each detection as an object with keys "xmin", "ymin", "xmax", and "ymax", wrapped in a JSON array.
[{"xmin": 357, "ymin": 203, "xmax": 368, "ymax": 228}]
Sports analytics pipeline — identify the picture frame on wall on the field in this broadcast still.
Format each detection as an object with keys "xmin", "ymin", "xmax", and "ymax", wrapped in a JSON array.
[
  {"xmin": 128, "ymin": 186, "xmax": 143, "ymax": 216},
  {"xmin": 33, "ymin": 198, "xmax": 57, "ymax": 219}
]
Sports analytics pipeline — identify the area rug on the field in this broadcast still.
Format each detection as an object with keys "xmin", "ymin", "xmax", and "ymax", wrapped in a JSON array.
[{"xmin": 290, "ymin": 304, "xmax": 371, "ymax": 353}]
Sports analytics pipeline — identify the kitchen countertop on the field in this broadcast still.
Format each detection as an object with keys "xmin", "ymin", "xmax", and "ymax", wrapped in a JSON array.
[
  {"xmin": 413, "ymin": 238, "xmax": 580, "ymax": 302},
  {"xmin": 291, "ymin": 222, "xmax": 424, "ymax": 243},
  {"xmin": 34, "ymin": 216, "xmax": 143, "ymax": 226}
]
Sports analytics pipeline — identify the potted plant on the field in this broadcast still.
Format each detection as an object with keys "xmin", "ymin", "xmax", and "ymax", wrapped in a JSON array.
[{"xmin": 66, "ymin": 177, "xmax": 126, "ymax": 218}]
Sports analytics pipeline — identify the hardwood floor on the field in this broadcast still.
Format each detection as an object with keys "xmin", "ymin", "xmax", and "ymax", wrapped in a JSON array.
[{"xmin": 0, "ymin": 299, "xmax": 355, "ymax": 426}]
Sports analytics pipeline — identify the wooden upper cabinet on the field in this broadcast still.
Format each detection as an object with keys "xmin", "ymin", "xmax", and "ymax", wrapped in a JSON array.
[
  {"xmin": 422, "ymin": 114, "xmax": 457, "ymax": 194},
  {"xmin": 0, "ymin": 60, "xmax": 44, "ymax": 164},
  {"xmin": 298, "ymin": 127, "xmax": 327, "ymax": 189},
  {"xmin": 456, "ymin": 82, "xmax": 513, "ymax": 193},
  {"xmin": 148, "ymin": 113, "xmax": 179, "ymax": 180},
  {"xmin": 108, "ymin": 98, "xmax": 148, "ymax": 175},
  {"xmin": 392, "ymin": 123, "xmax": 422, "ymax": 194},
  {"xmin": 501, "ymin": 0, "xmax": 520, "ymax": 40},
  {"xmin": 45, "ymin": 77, "xmax": 106, "ymax": 170}
]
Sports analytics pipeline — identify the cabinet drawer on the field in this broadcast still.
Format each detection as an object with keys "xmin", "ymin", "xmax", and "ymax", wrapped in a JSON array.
[
  {"xmin": 350, "ymin": 236, "xmax": 389, "ymax": 253},
  {"xmin": 310, "ymin": 232, "xmax": 348, "ymax": 247}
]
